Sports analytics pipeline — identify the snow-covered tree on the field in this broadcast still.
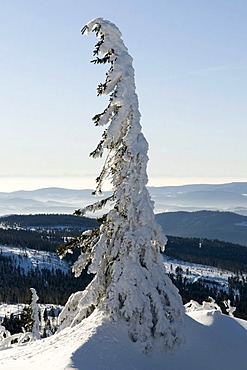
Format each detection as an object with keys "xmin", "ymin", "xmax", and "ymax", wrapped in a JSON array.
[
  {"xmin": 223, "ymin": 300, "xmax": 236, "ymax": 317},
  {"xmin": 59, "ymin": 18, "xmax": 184, "ymax": 352},
  {"xmin": 30, "ymin": 288, "xmax": 40, "ymax": 340}
]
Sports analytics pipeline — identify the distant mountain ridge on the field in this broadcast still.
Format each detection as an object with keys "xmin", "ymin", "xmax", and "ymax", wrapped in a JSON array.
[
  {"xmin": 149, "ymin": 182, "xmax": 247, "ymax": 215},
  {"xmin": 156, "ymin": 210, "xmax": 247, "ymax": 247},
  {"xmin": 1, "ymin": 182, "xmax": 247, "ymax": 216}
]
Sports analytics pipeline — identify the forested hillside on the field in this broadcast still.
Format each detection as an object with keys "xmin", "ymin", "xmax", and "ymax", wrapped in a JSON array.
[
  {"xmin": 0, "ymin": 214, "xmax": 97, "ymax": 304},
  {"xmin": 1, "ymin": 214, "xmax": 247, "ymax": 272},
  {"xmin": 0, "ymin": 213, "xmax": 246, "ymax": 319},
  {"xmin": 0, "ymin": 214, "xmax": 98, "ymax": 253},
  {"xmin": 156, "ymin": 210, "xmax": 247, "ymax": 246},
  {"xmin": 0, "ymin": 253, "xmax": 92, "ymax": 304},
  {"xmin": 0, "ymin": 212, "xmax": 247, "ymax": 271},
  {"xmin": 0, "ymin": 214, "xmax": 97, "ymax": 230},
  {"xmin": 165, "ymin": 236, "xmax": 247, "ymax": 273}
]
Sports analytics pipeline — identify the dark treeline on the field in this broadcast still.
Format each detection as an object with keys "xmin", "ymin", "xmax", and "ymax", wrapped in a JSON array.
[
  {"xmin": 0, "ymin": 214, "xmax": 98, "ymax": 254},
  {"xmin": 165, "ymin": 236, "xmax": 247, "ymax": 273},
  {"xmin": 0, "ymin": 214, "xmax": 97, "ymax": 230},
  {"xmin": 0, "ymin": 253, "xmax": 93, "ymax": 305},
  {"xmin": 0, "ymin": 228, "xmax": 63, "ymax": 253}
]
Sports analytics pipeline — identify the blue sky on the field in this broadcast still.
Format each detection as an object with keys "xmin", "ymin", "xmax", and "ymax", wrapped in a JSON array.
[{"xmin": 1, "ymin": 0, "xmax": 247, "ymax": 191}]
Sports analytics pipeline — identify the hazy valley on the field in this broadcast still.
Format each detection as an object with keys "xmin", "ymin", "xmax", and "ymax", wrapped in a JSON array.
[{"xmin": 1, "ymin": 182, "xmax": 247, "ymax": 216}]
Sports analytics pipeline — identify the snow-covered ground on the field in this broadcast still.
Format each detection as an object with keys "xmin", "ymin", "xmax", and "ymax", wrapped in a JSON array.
[
  {"xmin": 0, "ymin": 249, "xmax": 246, "ymax": 368},
  {"xmin": 0, "ymin": 244, "xmax": 69, "ymax": 274},
  {"xmin": 0, "ymin": 303, "xmax": 61, "ymax": 322},
  {"xmin": 0, "ymin": 304, "xmax": 26, "ymax": 319},
  {"xmin": 0, "ymin": 252, "xmax": 246, "ymax": 369},
  {"xmin": 0, "ymin": 304, "xmax": 246, "ymax": 370},
  {"xmin": 163, "ymin": 255, "xmax": 246, "ymax": 291}
]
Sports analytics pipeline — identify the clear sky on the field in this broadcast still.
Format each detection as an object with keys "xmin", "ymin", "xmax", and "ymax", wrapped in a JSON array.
[{"xmin": 1, "ymin": 0, "xmax": 247, "ymax": 191}]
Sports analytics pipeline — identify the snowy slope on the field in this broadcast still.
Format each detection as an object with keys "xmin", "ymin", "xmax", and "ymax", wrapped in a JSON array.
[
  {"xmin": 1, "ymin": 242, "xmax": 244, "ymax": 294},
  {"xmin": 0, "ymin": 306, "xmax": 246, "ymax": 370},
  {"xmin": 0, "ymin": 244, "xmax": 69, "ymax": 273},
  {"xmin": 0, "ymin": 248, "xmax": 246, "ymax": 368},
  {"xmin": 163, "ymin": 255, "xmax": 247, "ymax": 291}
]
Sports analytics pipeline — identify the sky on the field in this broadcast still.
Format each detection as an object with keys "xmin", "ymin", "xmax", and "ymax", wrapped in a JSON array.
[{"xmin": 1, "ymin": 0, "xmax": 247, "ymax": 191}]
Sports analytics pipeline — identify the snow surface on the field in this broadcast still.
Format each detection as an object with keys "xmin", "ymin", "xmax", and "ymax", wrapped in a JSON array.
[
  {"xmin": 0, "ymin": 306, "xmax": 246, "ymax": 370},
  {"xmin": 0, "ymin": 304, "xmax": 61, "ymax": 323},
  {"xmin": 0, "ymin": 243, "xmax": 246, "ymax": 368}
]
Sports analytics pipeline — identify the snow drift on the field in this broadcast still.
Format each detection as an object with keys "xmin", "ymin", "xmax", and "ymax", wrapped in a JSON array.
[{"xmin": 0, "ymin": 303, "xmax": 246, "ymax": 370}]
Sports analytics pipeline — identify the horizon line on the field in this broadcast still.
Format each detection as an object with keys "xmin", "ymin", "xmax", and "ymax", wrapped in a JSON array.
[{"xmin": 0, "ymin": 176, "xmax": 247, "ymax": 193}]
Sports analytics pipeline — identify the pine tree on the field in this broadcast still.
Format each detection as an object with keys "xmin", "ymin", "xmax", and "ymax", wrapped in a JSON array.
[{"xmin": 58, "ymin": 18, "xmax": 184, "ymax": 351}]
